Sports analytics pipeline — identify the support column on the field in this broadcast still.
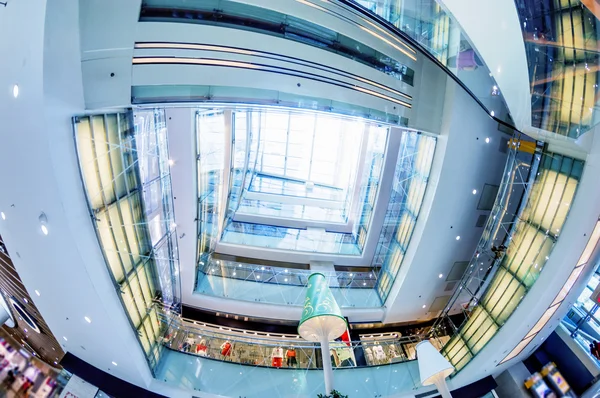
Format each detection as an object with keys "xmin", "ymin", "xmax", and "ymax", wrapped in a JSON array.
[{"xmin": 320, "ymin": 336, "xmax": 334, "ymax": 394}]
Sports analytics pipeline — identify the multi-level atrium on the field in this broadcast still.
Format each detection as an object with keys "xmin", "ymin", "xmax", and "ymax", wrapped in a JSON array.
[{"xmin": 1, "ymin": 0, "xmax": 600, "ymax": 397}]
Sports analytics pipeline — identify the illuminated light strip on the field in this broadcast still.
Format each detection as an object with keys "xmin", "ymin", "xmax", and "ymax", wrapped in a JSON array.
[
  {"xmin": 362, "ymin": 18, "xmax": 417, "ymax": 57},
  {"xmin": 135, "ymin": 42, "xmax": 412, "ymax": 101},
  {"xmin": 132, "ymin": 57, "xmax": 260, "ymax": 69},
  {"xmin": 357, "ymin": 25, "xmax": 417, "ymax": 61},
  {"xmin": 133, "ymin": 57, "xmax": 412, "ymax": 108},
  {"xmin": 352, "ymin": 86, "xmax": 411, "ymax": 108},
  {"xmin": 298, "ymin": 0, "xmax": 417, "ymax": 58},
  {"xmin": 135, "ymin": 42, "xmax": 256, "ymax": 56},
  {"xmin": 498, "ymin": 219, "xmax": 600, "ymax": 365}
]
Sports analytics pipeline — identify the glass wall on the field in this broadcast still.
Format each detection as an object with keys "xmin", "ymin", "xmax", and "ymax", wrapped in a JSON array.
[
  {"xmin": 74, "ymin": 110, "xmax": 181, "ymax": 372},
  {"xmin": 374, "ymin": 131, "xmax": 436, "ymax": 301},
  {"xmin": 435, "ymin": 145, "xmax": 583, "ymax": 372}
]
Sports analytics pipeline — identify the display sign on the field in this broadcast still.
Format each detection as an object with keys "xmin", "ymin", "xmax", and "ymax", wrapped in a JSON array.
[
  {"xmin": 590, "ymin": 283, "xmax": 600, "ymax": 304},
  {"xmin": 59, "ymin": 375, "xmax": 98, "ymax": 398}
]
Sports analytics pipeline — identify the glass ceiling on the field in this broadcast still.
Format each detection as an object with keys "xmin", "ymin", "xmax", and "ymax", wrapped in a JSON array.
[
  {"xmin": 196, "ymin": 108, "xmax": 390, "ymax": 256},
  {"xmin": 195, "ymin": 106, "xmax": 437, "ymax": 306}
]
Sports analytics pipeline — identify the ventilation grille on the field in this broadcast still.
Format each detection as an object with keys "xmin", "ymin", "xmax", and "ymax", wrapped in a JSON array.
[
  {"xmin": 446, "ymin": 261, "xmax": 469, "ymax": 281},
  {"xmin": 476, "ymin": 214, "xmax": 488, "ymax": 228},
  {"xmin": 444, "ymin": 281, "xmax": 457, "ymax": 292},
  {"xmin": 477, "ymin": 184, "xmax": 499, "ymax": 211},
  {"xmin": 429, "ymin": 296, "xmax": 452, "ymax": 312},
  {"xmin": 499, "ymin": 136, "xmax": 509, "ymax": 153}
]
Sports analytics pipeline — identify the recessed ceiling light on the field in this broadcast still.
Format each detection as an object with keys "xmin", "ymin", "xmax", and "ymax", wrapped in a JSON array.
[
  {"xmin": 62, "ymin": 336, "xmax": 68, "ymax": 342},
  {"xmin": 23, "ymin": 298, "xmax": 28, "ymax": 304},
  {"xmin": 485, "ymin": 137, "xmax": 490, "ymax": 143},
  {"xmin": 238, "ymin": 264, "xmax": 243, "ymax": 267},
  {"xmin": 112, "ymin": 361, "xmax": 118, "ymax": 366},
  {"xmin": 53, "ymin": 361, "xmax": 57, "ymax": 365},
  {"xmin": 363, "ymin": 282, "xmax": 367, "ymax": 286},
  {"xmin": 0, "ymin": 212, "xmax": 5, "ymax": 220},
  {"xmin": 12, "ymin": 84, "xmax": 19, "ymax": 98},
  {"xmin": 284, "ymin": 269, "xmax": 288, "ymax": 273},
  {"xmin": 349, "ymin": 273, "xmax": 353, "ymax": 277},
  {"xmin": 422, "ymin": 305, "xmax": 426, "ymax": 309},
  {"xmin": 39, "ymin": 212, "xmax": 48, "ymax": 235},
  {"xmin": 168, "ymin": 159, "xmax": 175, "ymax": 166},
  {"xmin": 438, "ymin": 274, "xmax": 443, "ymax": 278},
  {"xmin": 490, "ymin": 110, "xmax": 495, "ymax": 117},
  {"xmin": 34, "ymin": 290, "xmax": 40, "ymax": 297},
  {"xmin": 232, "ymin": 272, "xmax": 236, "ymax": 276},
  {"xmin": 455, "ymin": 236, "xmax": 461, "ymax": 240},
  {"xmin": 256, "ymin": 275, "xmax": 260, "ymax": 279},
  {"xmin": 472, "ymin": 189, "xmax": 477, "ymax": 195},
  {"xmin": 84, "ymin": 316, "xmax": 92, "ymax": 323},
  {"xmin": 284, "ymin": 278, "xmax": 288, "ymax": 282}
]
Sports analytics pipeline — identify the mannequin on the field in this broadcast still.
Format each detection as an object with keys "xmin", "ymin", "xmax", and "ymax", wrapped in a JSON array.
[
  {"xmin": 373, "ymin": 341, "xmax": 386, "ymax": 363},
  {"xmin": 364, "ymin": 345, "xmax": 374, "ymax": 364},
  {"xmin": 271, "ymin": 346, "xmax": 284, "ymax": 368},
  {"xmin": 285, "ymin": 346, "xmax": 297, "ymax": 367},
  {"xmin": 196, "ymin": 339, "xmax": 208, "ymax": 356},
  {"xmin": 220, "ymin": 340, "xmax": 232, "ymax": 360},
  {"xmin": 389, "ymin": 344, "xmax": 403, "ymax": 363}
]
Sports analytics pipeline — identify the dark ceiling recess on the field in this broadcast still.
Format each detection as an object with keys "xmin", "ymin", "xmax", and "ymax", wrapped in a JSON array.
[
  {"xmin": 475, "ymin": 214, "xmax": 488, "ymax": 228},
  {"xmin": 477, "ymin": 184, "xmax": 499, "ymax": 211},
  {"xmin": 446, "ymin": 261, "xmax": 469, "ymax": 282},
  {"xmin": 444, "ymin": 281, "xmax": 457, "ymax": 292},
  {"xmin": 0, "ymin": 235, "xmax": 64, "ymax": 365}
]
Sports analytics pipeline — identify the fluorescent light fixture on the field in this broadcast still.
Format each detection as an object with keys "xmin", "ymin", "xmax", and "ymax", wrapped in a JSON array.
[
  {"xmin": 472, "ymin": 189, "xmax": 477, "ymax": 195},
  {"xmin": 112, "ymin": 361, "xmax": 118, "ymax": 366},
  {"xmin": 23, "ymin": 298, "xmax": 27, "ymax": 304},
  {"xmin": 422, "ymin": 305, "xmax": 427, "ymax": 309},
  {"xmin": 485, "ymin": 137, "xmax": 490, "ymax": 143},
  {"xmin": 455, "ymin": 236, "xmax": 461, "ymax": 241},
  {"xmin": 41, "ymin": 225, "xmax": 48, "ymax": 235},
  {"xmin": 438, "ymin": 274, "xmax": 443, "ymax": 279},
  {"xmin": 0, "ymin": 212, "xmax": 5, "ymax": 220},
  {"xmin": 62, "ymin": 336, "xmax": 67, "ymax": 342},
  {"xmin": 84, "ymin": 316, "xmax": 92, "ymax": 323},
  {"xmin": 34, "ymin": 290, "xmax": 40, "ymax": 297},
  {"xmin": 12, "ymin": 84, "xmax": 19, "ymax": 98}
]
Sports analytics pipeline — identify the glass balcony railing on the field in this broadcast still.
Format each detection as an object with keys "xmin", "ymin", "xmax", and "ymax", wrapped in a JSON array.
[
  {"xmin": 514, "ymin": 0, "xmax": 600, "ymax": 138},
  {"xmin": 195, "ymin": 261, "xmax": 383, "ymax": 308},
  {"xmin": 350, "ymin": 0, "xmax": 510, "ymax": 121},
  {"xmin": 153, "ymin": 308, "xmax": 452, "ymax": 396},
  {"xmin": 157, "ymin": 309, "xmax": 450, "ymax": 369}
]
